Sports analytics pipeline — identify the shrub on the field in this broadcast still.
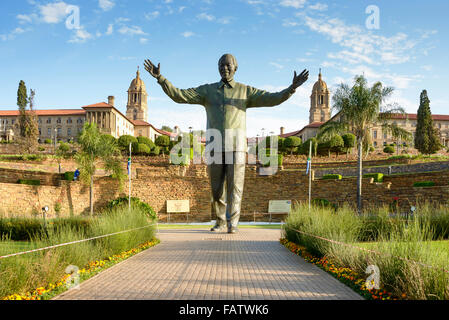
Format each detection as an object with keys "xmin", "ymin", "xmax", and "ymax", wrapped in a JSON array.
[
  {"xmin": 342, "ymin": 133, "xmax": 356, "ymax": 151},
  {"xmin": 311, "ymin": 198, "xmax": 338, "ymax": 210},
  {"xmin": 363, "ymin": 173, "xmax": 384, "ymax": 182},
  {"xmin": 17, "ymin": 179, "xmax": 40, "ymax": 186},
  {"xmin": 284, "ymin": 136, "xmax": 302, "ymax": 154},
  {"xmin": 63, "ymin": 171, "xmax": 75, "ymax": 181},
  {"xmin": 383, "ymin": 146, "xmax": 395, "ymax": 154},
  {"xmin": 102, "ymin": 134, "xmax": 117, "ymax": 146},
  {"xmin": 413, "ymin": 181, "xmax": 435, "ymax": 187},
  {"xmin": 118, "ymin": 135, "xmax": 138, "ymax": 151},
  {"xmin": 106, "ymin": 197, "xmax": 157, "ymax": 220},
  {"xmin": 155, "ymin": 135, "xmax": 170, "ymax": 148},
  {"xmin": 151, "ymin": 146, "xmax": 160, "ymax": 156},
  {"xmin": 137, "ymin": 136, "xmax": 155, "ymax": 150},
  {"xmin": 38, "ymin": 146, "xmax": 45, "ymax": 152},
  {"xmin": 44, "ymin": 139, "xmax": 52, "ymax": 144},
  {"xmin": 133, "ymin": 143, "xmax": 151, "ymax": 155},
  {"xmin": 322, "ymin": 174, "xmax": 342, "ymax": 180}
]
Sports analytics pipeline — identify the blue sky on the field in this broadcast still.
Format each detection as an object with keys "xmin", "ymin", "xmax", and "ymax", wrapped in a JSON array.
[{"xmin": 0, "ymin": 0, "xmax": 447, "ymax": 137}]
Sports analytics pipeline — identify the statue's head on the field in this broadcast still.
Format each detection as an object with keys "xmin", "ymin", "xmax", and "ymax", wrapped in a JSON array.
[{"xmin": 218, "ymin": 54, "xmax": 238, "ymax": 82}]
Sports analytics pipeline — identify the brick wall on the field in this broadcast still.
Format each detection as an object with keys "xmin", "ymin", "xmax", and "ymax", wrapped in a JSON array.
[{"xmin": 0, "ymin": 164, "xmax": 448, "ymax": 219}]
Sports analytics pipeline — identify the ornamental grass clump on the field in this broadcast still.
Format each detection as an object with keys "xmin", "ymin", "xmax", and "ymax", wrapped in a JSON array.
[
  {"xmin": 0, "ymin": 205, "xmax": 155, "ymax": 298},
  {"xmin": 283, "ymin": 202, "xmax": 449, "ymax": 300}
]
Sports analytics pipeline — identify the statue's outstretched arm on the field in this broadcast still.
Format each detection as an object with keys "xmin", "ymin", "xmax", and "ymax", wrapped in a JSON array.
[
  {"xmin": 144, "ymin": 59, "xmax": 161, "ymax": 79},
  {"xmin": 143, "ymin": 58, "xmax": 205, "ymax": 105}
]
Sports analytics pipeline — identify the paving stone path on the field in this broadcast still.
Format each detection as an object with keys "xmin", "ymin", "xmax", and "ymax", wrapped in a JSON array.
[{"xmin": 55, "ymin": 228, "xmax": 362, "ymax": 300}]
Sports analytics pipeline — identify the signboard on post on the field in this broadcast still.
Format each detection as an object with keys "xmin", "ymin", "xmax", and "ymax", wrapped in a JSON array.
[
  {"xmin": 268, "ymin": 200, "xmax": 291, "ymax": 213},
  {"xmin": 167, "ymin": 200, "xmax": 190, "ymax": 213},
  {"xmin": 166, "ymin": 200, "xmax": 190, "ymax": 223}
]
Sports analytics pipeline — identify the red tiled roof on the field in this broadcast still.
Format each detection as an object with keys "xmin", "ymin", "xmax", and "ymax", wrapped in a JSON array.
[
  {"xmin": 131, "ymin": 120, "xmax": 151, "ymax": 126},
  {"xmin": 280, "ymin": 122, "xmax": 324, "ymax": 138},
  {"xmin": 81, "ymin": 102, "xmax": 112, "ymax": 109},
  {"xmin": 0, "ymin": 109, "xmax": 86, "ymax": 116},
  {"xmin": 389, "ymin": 113, "xmax": 449, "ymax": 121}
]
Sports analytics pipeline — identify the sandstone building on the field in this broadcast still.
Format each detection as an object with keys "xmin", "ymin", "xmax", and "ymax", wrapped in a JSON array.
[
  {"xmin": 0, "ymin": 68, "xmax": 178, "ymax": 143},
  {"xmin": 280, "ymin": 71, "xmax": 449, "ymax": 149}
]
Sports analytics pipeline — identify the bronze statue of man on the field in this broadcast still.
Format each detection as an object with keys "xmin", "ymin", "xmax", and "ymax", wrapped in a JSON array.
[{"xmin": 144, "ymin": 54, "xmax": 308, "ymax": 233}]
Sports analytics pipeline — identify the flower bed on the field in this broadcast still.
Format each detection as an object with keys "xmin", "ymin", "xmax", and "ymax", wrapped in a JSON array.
[
  {"xmin": 280, "ymin": 238, "xmax": 403, "ymax": 300},
  {"xmin": 2, "ymin": 238, "xmax": 160, "ymax": 300}
]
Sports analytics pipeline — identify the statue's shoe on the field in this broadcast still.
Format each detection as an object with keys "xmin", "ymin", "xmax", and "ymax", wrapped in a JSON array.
[
  {"xmin": 228, "ymin": 226, "xmax": 238, "ymax": 234},
  {"xmin": 210, "ymin": 224, "xmax": 227, "ymax": 232}
]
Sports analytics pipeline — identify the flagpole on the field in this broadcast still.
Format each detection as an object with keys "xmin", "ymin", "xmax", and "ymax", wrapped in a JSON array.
[
  {"xmin": 308, "ymin": 141, "xmax": 312, "ymax": 210},
  {"xmin": 129, "ymin": 142, "xmax": 132, "ymax": 212}
]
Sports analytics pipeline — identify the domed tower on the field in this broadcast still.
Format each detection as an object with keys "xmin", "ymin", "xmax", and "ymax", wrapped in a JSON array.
[
  {"xmin": 309, "ymin": 69, "xmax": 330, "ymax": 124},
  {"xmin": 126, "ymin": 67, "xmax": 148, "ymax": 122}
]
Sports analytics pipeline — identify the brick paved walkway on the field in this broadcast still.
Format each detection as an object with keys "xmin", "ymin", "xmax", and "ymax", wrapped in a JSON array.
[{"xmin": 55, "ymin": 228, "xmax": 362, "ymax": 300}]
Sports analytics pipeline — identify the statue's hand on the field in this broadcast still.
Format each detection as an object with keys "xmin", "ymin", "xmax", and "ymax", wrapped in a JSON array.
[
  {"xmin": 291, "ymin": 69, "xmax": 309, "ymax": 89},
  {"xmin": 144, "ymin": 59, "xmax": 161, "ymax": 79}
]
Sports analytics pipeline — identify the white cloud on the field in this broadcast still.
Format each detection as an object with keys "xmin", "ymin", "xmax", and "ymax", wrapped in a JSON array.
[
  {"xmin": 145, "ymin": 11, "xmax": 160, "ymax": 20},
  {"xmin": 140, "ymin": 38, "xmax": 148, "ymax": 44},
  {"xmin": 217, "ymin": 17, "xmax": 233, "ymax": 24},
  {"xmin": 197, "ymin": 13, "xmax": 215, "ymax": 21},
  {"xmin": 179, "ymin": 6, "xmax": 187, "ymax": 13},
  {"xmin": 308, "ymin": 3, "xmax": 327, "ymax": 11},
  {"xmin": 282, "ymin": 19, "xmax": 299, "ymax": 27},
  {"xmin": 280, "ymin": 0, "xmax": 306, "ymax": 9},
  {"xmin": 39, "ymin": 2, "xmax": 72, "ymax": 24},
  {"xmin": 303, "ymin": 15, "xmax": 418, "ymax": 65},
  {"xmin": 68, "ymin": 27, "xmax": 93, "ymax": 43},
  {"xmin": 269, "ymin": 62, "xmax": 284, "ymax": 70},
  {"xmin": 421, "ymin": 65, "xmax": 432, "ymax": 71},
  {"xmin": 99, "ymin": 0, "xmax": 115, "ymax": 11},
  {"xmin": 181, "ymin": 31, "xmax": 195, "ymax": 38},
  {"xmin": 106, "ymin": 24, "xmax": 113, "ymax": 35},
  {"xmin": 17, "ymin": 13, "xmax": 38, "ymax": 24},
  {"xmin": 0, "ymin": 27, "xmax": 31, "ymax": 41},
  {"xmin": 118, "ymin": 26, "xmax": 147, "ymax": 36}
]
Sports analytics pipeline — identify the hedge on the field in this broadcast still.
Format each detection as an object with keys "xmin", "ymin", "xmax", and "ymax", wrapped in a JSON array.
[
  {"xmin": 322, "ymin": 174, "xmax": 342, "ymax": 180},
  {"xmin": 383, "ymin": 146, "xmax": 395, "ymax": 154},
  {"xmin": 17, "ymin": 179, "xmax": 41, "ymax": 186},
  {"xmin": 363, "ymin": 173, "xmax": 384, "ymax": 182},
  {"xmin": 311, "ymin": 198, "xmax": 337, "ymax": 210},
  {"xmin": 0, "ymin": 217, "xmax": 92, "ymax": 241},
  {"xmin": 413, "ymin": 181, "xmax": 435, "ymax": 187},
  {"xmin": 137, "ymin": 136, "xmax": 155, "ymax": 150},
  {"xmin": 106, "ymin": 197, "xmax": 157, "ymax": 220},
  {"xmin": 63, "ymin": 171, "xmax": 75, "ymax": 181}
]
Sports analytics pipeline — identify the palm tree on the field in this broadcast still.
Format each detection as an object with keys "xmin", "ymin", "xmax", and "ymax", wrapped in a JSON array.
[
  {"xmin": 75, "ymin": 123, "xmax": 125, "ymax": 216},
  {"xmin": 383, "ymin": 122, "xmax": 412, "ymax": 155},
  {"xmin": 317, "ymin": 75, "xmax": 404, "ymax": 212}
]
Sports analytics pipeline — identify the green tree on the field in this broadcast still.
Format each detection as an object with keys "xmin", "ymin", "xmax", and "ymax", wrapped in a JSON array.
[
  {"xmin": 383, "ymin": 122, "xmax": 412, "ymax": 155},
  {"xmin": 283, "ymin": 136, "xmax": 301, "ymax": 155},
  {"xmin": 75, "ymin": 123, "xmax": 125, "ymax": 216},
  {"xmin": 414, "ymin": 90, "xmax": 441, "ymax": 154},
  {"xmin": 16, "ymin": 82, "xmax": 39, "ymax": 153},
  {"xmin": 117, "ymin": 135, "xmax": 138, "ymax": 152},
  {"xmin": 137, "ymin": 136, "xmax": 155, "ymax": 150},
  {"xmin": 317, "ymin": 75, "xmax": 403, "ymax": 212},
  {"xmin": 161, "ymin": 125, "xmax": 173, "ymax": 132},
  {"xmin": 342, "ymin": 133, "xmax": 356, "ymax": 157},
  {"xmin": 55, "ymin": 142, "xmax": 72, "ymax": 173}
]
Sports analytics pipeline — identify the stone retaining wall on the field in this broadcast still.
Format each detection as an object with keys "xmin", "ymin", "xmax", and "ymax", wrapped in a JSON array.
[{"xmin": 0, "ymin": 164, "xmax": 448, "ymax": 219}]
